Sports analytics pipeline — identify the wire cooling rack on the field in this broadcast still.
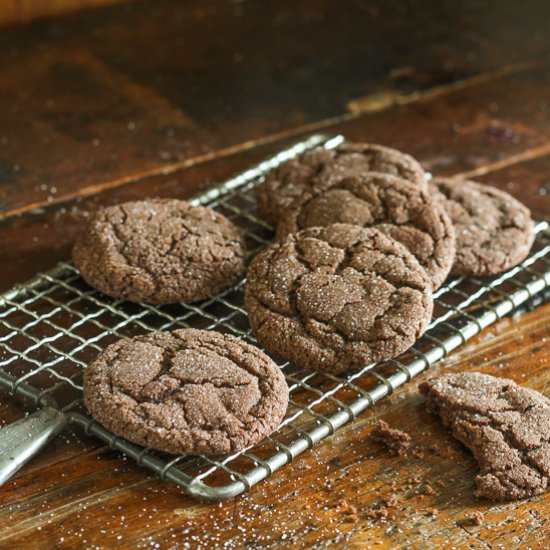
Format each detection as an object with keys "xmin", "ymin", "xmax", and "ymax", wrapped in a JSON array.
[{"xmin": 1, "ymin": 134, "xmax": 549, "ymax": 501}]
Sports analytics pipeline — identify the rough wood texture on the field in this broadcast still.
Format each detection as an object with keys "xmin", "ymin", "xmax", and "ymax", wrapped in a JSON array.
[
  {"xmin": 0, "ymin": 1, "xmax": 549, "ymax": 548},
  {"xmin": 0, "ymin": 0, "xmax": 131, "ymax": 27},
  {"xmin": 2, "ymin": 0, "xmax": 550, "ymax": 217}
]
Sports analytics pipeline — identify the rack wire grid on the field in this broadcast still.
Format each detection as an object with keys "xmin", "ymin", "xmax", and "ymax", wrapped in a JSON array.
[{"xmin": 1, "ymin": 133, "xmax": 549, "ymax": 501}]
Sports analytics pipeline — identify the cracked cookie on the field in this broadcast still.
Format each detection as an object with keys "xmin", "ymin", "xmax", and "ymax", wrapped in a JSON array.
[
  {"xmin": 83, "ymin": 328, "xmax": 289, "ymax": 455},
  {"xmin": 276, "ymin": 173, "xmax": 455, "ymax": 290},
  {"xmin": 429, "ymin": 178, "xmax": 534, "ymax": 276},
  {"xmin": 420, "ymin": 372, "xmax": 550, "ymax": 500},
  {"xmin": 256, "ymin": 143, "xmax": 427, "ymax": 226},
  {"xmin": 73, "ymin": 199, "xmax": 245, "ymax": 304},
  {"xmin": 245, "ymin": 224, "xmax": 433, "ymax": 374}
]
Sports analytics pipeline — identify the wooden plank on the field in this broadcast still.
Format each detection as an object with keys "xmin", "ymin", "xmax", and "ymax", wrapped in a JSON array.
[
  {"xmin": 0, "ymin": 0, "xmax": 131, "ymax": 27},
  {"xmin": 0, "ymin": 303, "xmax": 548, "ymax": 549},
  {"xmin": 1, "ymin": 0, "xmax": 550, "ymax": 215},
  {"xmin": 473, "ymin": 152, "xmax": 550, "ymax": 220},
  {"xmin": 2, "ymin": 61, "xmax": 550, "ymax": 290}
]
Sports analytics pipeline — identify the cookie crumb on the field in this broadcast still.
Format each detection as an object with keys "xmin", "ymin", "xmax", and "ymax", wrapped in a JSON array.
[
  {"xmin": 423, "ymin": 484, "xmax": 436, "ymax": 495},
  {"xmin": 411, "ymin": 445, "xmax": 425, "ymax": 459},
  {"xmin": 383, "ymin": 494, "xmax": 400, "ymax": 508},
  {"xmin": 470, "ymin": 511, "xmax": 485, "ymax": 526},
  {"xmin": 427, "ymin": 443, "xmax": 441, "ymax": 455},
  {"xmin": 340, "ymin": 500, "xmax": 359, "ymax": 523},
  {"xmin": 458, "ymin": 511, "xmax": 485, "ymax": 527},
  {"xmin": 364, "ymin": 507, "xmax": 396, "ymax": 522},
  {"xmin": 371, "ymin": 420, "xmax": 412, "ymax": 456},
  {"xmin": 340, "ymin": 500, "xmax": 358, "ymax": 515}
]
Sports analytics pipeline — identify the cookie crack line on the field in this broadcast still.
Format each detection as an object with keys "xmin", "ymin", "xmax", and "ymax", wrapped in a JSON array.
[
  {"xmin": 493, "ymin": 422, "xmax": 548, "ymax": 485},
  {"xmin": 254, "ymin": 235, "xmax": 429, "ymax": 342},
  {"xmin": 256, "ymin": 143, "xmax": 426, "ymax": 224},
  {"xmin": 434, "ymin": 184, "xmax": 516, "ymax": 229},
  {"xmin": 251, "ymin": 291, "xmax": 414, "ymax": 346},
  {"xmin": 285, "ymin": 176, "xmax": 422, "ymax": 233},
  {"xmin": 450, "ymin": 408, "xmax": 550, "ymax": 485},
  {"xmin": 170, "ymin": 333, "xmax": 276, "ymax": 383},
  {"xmin": 292, "ymin": 230, "xmax": 429, "ymax": 293}
]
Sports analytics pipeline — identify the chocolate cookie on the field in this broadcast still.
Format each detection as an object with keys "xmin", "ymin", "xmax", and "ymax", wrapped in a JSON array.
[
  {"xmin": 73, "ymin": 199, "xmax": 245, "ymax": 304},
  {"xmin": 429, "ymin": 178, "xmax": 535, "ymax": 276},
  {"xmin": 256, "ymin": 143, "xmax": 427, "ymax": 226},
  {"xmin": 276, "ymin": 173, "xmax": 455, "ymax": 290},
  {"xmin": 83, "ymin": 329, "xmax": 289, "ymax": 455},
  {"xmin": 245, "ymin": 224, "xmax": 433, "ymax": 374},
  {"xmin": 420, "ymin": 372, "xmax": 550, "ymax": 501}
]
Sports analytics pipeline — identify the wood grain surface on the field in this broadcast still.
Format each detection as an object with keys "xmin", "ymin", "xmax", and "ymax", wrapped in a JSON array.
[
  {"xmin": 0, "ymin": 0, "xmax": 131, "ymax": 27},
  {"xmin": 0, "ymin": 1, "xmax": 549, "ymax": 548}
]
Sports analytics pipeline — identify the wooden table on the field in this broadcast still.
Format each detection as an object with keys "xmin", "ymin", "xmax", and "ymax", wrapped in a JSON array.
[{"xmin": 1, "ymin": 1, "xmax": 549, "ymax": 547}]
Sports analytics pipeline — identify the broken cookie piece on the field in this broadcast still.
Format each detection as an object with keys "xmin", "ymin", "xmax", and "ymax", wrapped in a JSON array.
[{"xmin": 419, "ymin": 372, "xmax": 550, "ymax": 501}]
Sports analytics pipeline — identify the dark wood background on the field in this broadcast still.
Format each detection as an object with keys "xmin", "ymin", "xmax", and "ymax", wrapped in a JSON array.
[
  {"xmin": 0, "ymin": 0, "xmax": 130, "ymax": 27},
  {"xmin": 0, "ymin": 1, "xmax": 549, "ymax": 548}
]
